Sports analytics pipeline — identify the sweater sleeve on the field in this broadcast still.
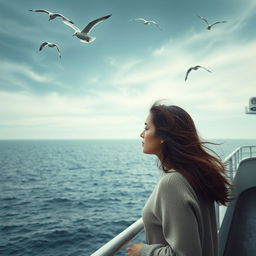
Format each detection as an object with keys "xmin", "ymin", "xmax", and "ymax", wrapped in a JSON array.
[{"xmin": 139, "ymin": 173, "xmax": 202, "ymax": 256}]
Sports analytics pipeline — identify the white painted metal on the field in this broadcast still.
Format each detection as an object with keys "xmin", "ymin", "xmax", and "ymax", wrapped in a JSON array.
[{"xmin": 91, "ymin": 218, "xmax": 143, "ymax": 256}]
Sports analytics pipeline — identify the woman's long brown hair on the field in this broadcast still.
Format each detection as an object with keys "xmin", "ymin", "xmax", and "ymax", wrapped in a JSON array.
[{"xmin": 150, "ymin": 102, "xmax": 231, "ymax": 205}]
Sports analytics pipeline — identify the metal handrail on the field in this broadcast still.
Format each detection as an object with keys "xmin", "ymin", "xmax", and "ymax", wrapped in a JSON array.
[
  {"xmin": 91, "ymin": 218, "xmax": 144, "ymax": 256},
  {"xmin": 90, "ymin": 145, "xmax": 256, "ymax": 256}
]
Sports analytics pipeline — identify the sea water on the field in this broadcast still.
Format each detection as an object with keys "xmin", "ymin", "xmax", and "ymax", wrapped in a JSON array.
[{"xmin": 1, "ymin": 139, "xmax": 256, "ymax": 256}]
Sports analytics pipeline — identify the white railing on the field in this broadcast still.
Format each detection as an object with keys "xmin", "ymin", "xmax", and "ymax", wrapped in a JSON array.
[
  {"xmin": 215, "ymin": 145, "xmax": 256, "ymax": 230},
  {"xmin": 223, "ymin": 145, "xmax": 256, "ymax": 182},
  {"xmin": 91, "ymin": 218, "xmax": 144, "ymax": 256},
  {"xmin": 90, "ymin": 145, "xmax": 256, "ymax": 256}
]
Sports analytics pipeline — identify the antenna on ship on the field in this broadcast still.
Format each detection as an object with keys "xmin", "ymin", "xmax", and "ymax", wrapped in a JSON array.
[{"xmin": 245, "ymin": 97, "xmax": 256, "ymax": 114}]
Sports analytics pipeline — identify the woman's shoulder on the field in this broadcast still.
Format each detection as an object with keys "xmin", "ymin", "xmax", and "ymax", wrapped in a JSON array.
[
  {"xmin": 158, "ymin": 170, "xmax": 196, "ymax": 197},
  {"xmin": 160, "ymin": 170, "xmax": 188, "ymax": 186}
]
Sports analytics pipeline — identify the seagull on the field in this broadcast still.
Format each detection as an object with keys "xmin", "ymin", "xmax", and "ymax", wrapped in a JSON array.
[
  {"xmin": 197, "ymin": 15, "xmax": 227, "ymax": 30},
  {"xmin": 39, "ymin": 42, "xmax": 61, "ymax": 58},
  {"xmin": 185, "ymin": 65, "xmax": 211, "ymax": 81},
  {"xmin": 62, "ymin": 14, "xmax": 112, "ymax": 43},
  {"xmin": 29, "ymin": 9, "xmax": 74, "ymax": 24},
  {"xmin": 132, "ymin": 18, "xmax": 162, "ymax": 30}
]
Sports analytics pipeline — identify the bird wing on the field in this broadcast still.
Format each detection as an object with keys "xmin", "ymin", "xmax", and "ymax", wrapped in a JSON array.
[
  {"xmin": 81, "ymin": 14, "xmax": 112, "ymax": 34},
  {"xmin": 62, "ymin": 19, "xmax": 80, "ymax": 32},
  {"xmin": 185, "ymin": 68, "xmax": 193, "ymax": 81},
  {"xmin": 39, "ymin": 42, "xmax": 48, "ymax": 51},
  {"xmin": 29, "ymin": 9, "xmax": 50, "ymax": 14},
  {"xmin": 199, "ymin": 66, "xmax": 212, "ymax": 72},
  {"xmin": 53, "ymin": 13, "xmax": 74, "ymax": 24},
  {"xmin": 210, "ymin": 21, "xmax": 227, "ymax": 27},
  {"xmin": 53, "ymin": 44, "xmax": 61, "ymax": 58},
  {"xmin": 197, "ymin": 15, "xmax": 209, "ymax": 25},
  {"xmin": 134, "ymin": 18, "xmax": 147, "ymax": 22},
  {"xmin": 149, "ymin": 20, "xmax": 162, "ymax": 30}
]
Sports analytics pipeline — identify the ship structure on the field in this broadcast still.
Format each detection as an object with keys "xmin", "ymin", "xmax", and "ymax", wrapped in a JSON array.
[{"xmin": 245, "ymin": 97, "xmax": 256, "ymax": 114}]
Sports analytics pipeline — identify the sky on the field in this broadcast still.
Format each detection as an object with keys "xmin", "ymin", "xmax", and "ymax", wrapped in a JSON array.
[{"xmin": 0, "ymin": 0, "xmax": 255, "ymax": 139}]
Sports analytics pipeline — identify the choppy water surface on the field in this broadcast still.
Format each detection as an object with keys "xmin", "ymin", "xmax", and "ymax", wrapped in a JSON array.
[{"xmin": 1, "ymin": 139, "xmax": 255, "ymax": 255}]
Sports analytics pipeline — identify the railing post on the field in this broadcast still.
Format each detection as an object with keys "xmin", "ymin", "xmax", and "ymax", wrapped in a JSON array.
[
  {"xmin": 234, "ymin": 152, "xmax": 237, "ymax": 170},
  {"xmin": 215, "ymin": 203, "xmax": 220, "ymax": 230},
  {"xmin": 229, "ymin": 158, "xmax": 233, "ymax": 181},
  {"xmin": 237, "ymin": 151, "xmax": 240, "ymax": 169}
]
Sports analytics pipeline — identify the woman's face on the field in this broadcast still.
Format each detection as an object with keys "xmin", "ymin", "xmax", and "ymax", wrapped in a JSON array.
[{"xmin": 140, "ymin": 113, "xmax": 163, "ymax": 156}]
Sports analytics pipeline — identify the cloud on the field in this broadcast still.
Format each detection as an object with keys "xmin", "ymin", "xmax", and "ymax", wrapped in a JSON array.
[
  {"xmin": 0, "ymin": 91, "xmax": 140, "ymax": 124},
  {"xmin": 0, "ymin": 3, "xmax": 71, "ymax": 45},
  {"xmin": 0, "ymin": 59, "xmax": 69, "ymax": 91},
  {"xmin": 0, "ymin": 90, "xmax": 142, "ymax": 139},
  {"xmin": 102, "ymin": 5, "xmax": 256, "ymax": 113},
  {"xmin": 225, "ymin": 0, "xmax": 256, "ymax": 34},
  {"xmin": 0, "ymin": 60, "xmax": 50, "ymax": 83}
]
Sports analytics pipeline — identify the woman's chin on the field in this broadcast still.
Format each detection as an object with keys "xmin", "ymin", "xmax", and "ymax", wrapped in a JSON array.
[{"xmin": 143, "ymin": 149, "xmax": 150, "ymax": 154}]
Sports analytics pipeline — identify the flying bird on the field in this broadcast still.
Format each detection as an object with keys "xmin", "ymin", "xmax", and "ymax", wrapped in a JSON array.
[
  {"xmin": 29, "ymin": 9, "xmax": 74, "ymax": 24},
  {"xmin": 39, "ymin": 42, "xmax": 61, "ymax": 58},
  {"xmin": 132, "ymin": 18, "xmax": 162, "ymax": 30},
  {"xmin": 197, "ymin": 15, "xmax": 227, "ymax": 30},
  {"xmin": 62, "ymin": 14, "xmax": 112, "ymax": 43},
  {"xmin": 185, "ymin": 65, "xmax": 211, "ymax": 81}
]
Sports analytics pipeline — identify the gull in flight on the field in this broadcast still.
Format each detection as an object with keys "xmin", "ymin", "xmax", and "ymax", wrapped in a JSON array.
[
  {"xmin": 63, "ymin": 14, "xmax": 112, "ymax": 43},
  {"xmin": 197, "ymin": 15, "xmax": 227, "ymax": 30},
  {"xmin": 132, "ymin": 18, "xmax": 162, "ymax": 30},
  {"xmin": 39, "ymin": 42, "xmax": 61, "ymax": 58},
  {"xmin": 29, "ymin": 9, "xmax": 74, "ymax": 24},
  {"xmin": 185, "ymin": 65, "xmax": 211, "ymax": 81}
]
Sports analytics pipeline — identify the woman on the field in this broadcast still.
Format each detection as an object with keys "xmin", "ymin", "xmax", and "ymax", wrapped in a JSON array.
[{"xmin": 127, "ymin": 102, "xmax": 230, "ymax": 256}]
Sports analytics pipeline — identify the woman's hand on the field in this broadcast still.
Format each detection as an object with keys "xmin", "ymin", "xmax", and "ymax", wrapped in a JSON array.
[{"xmin": 126, "ymin": 242, "xmax": 144, "ymax": 256}]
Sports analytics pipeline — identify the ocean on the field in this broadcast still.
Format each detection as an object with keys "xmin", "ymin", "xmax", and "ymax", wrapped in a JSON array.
[{"xmin": 1, "ymin": 139, "xmax": 256, "ymax": 256}]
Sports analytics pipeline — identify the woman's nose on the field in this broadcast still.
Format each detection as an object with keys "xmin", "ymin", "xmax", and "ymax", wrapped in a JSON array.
[{"xmin": 140, "ymin": 131, "xmax": 144, "ymax": 138}]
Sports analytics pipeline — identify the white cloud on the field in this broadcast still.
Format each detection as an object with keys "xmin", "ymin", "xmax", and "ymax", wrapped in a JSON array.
[
  {"xmin": 1, "ymin": 31, "xmax": 255, "ymax": 139},
  {"xmin": 0, "ymin": 59, "xmax": 69, "ymax": 90},
  {"xmin": 225, "ymin": 0, "xmax": 256, "ymax": 34},
  {"xmin": 90, "ymin": 20, "xmax": 255, "ymax": 139},
  {"xmin": 0, "ymin": 60, "xmax": 50, "ymax": 83},
  {"xmin": 0, "ymin": 91, "xmax": 142, "ymax": 139},
  {"xmin": 103, "ymin": 21, "xmax": 256, "ymax": 115}
]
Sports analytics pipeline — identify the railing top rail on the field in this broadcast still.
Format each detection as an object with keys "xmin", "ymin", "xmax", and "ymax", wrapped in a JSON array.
[
  {"xmin": 223, "ymin": 147, "xmax": 242, "ymax": 163},
  {"xmin": 91, "ymin": 218, "xmax": 143, "ymax": 256},
  {"xmin": 223, "ymin": 145, "xmax": 256, "ymax": 163}
]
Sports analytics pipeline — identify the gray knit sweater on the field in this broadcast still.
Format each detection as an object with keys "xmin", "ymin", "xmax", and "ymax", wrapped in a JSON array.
[{"xmin": 140, "ymin": 171, "xmax": 218, "ymax": 256}]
